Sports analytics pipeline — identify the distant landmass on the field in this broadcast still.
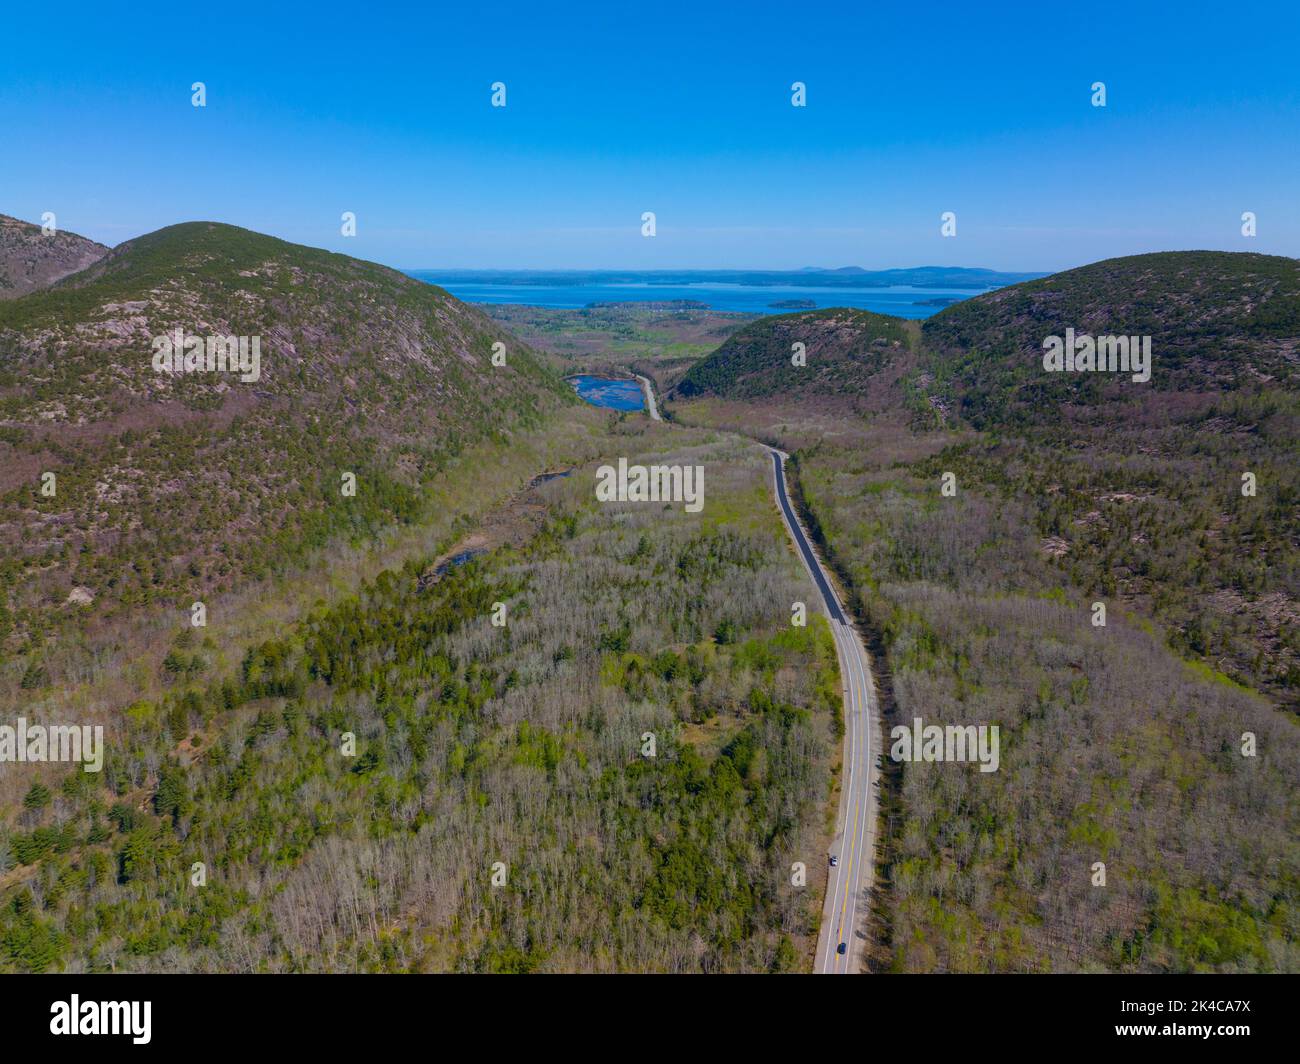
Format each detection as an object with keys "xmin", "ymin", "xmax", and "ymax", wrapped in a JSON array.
[
  {"xmin": 408, "ymin": 266, "xmax": 1047, "ymax": 290},
  {"xmin": 585, "ymin": 298, "xmax": 708, "ymax": 311}
]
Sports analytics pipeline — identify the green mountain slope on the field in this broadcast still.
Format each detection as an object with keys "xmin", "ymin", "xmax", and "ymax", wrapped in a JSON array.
[{"xmin": 0, "ymin": 222, "xmax": 572, "ymax": 659}]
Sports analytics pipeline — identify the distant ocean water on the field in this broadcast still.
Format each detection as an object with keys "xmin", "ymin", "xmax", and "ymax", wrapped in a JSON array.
[{"xmin": 411, "ymin": 279, "xmax": 989, "ymax": 318}]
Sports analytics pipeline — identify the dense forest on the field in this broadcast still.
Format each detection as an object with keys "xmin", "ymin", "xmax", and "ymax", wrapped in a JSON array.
[
  {"xmin": 0, "ymin": 429, "xmax": 840, "ymax": 972},
  {"xmin": 913, "ymin": 252, "xmax": 1300, "ymax": 705},
  {"xmin": 792, "ymin": 437, "xmax": 1298, "ymax": 971}
]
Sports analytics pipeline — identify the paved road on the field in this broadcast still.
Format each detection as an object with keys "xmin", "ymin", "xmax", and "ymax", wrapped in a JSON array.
[
  {"xmin": 767, "ymin": 448, "xmax": 880, "ymax": 975},
  {"xmin": 635, "ymin": 374, "xmax": 661, "ymax": 421}
]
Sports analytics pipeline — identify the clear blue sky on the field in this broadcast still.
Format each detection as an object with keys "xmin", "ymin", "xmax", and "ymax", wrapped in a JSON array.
[{"xmin": 2, "ymin": 0, "xmax": 1296, "ymax": 271}]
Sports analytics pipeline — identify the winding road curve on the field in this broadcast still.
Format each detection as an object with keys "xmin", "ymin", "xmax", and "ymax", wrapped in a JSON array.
[{"xmin": 767, "ymin": 448, "xmax": 880, "ymax": 975}]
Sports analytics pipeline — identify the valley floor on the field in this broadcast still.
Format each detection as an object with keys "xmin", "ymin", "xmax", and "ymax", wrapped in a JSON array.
[{"xmin": 1, "ymin": 408, "xmax": 845, "ymax": 972}]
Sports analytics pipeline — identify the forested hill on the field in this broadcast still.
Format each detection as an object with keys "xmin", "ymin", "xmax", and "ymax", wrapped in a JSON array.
[
  {"xmin": 670, "ymin": 252, "xmax": 1300, "ymax": 420},
  {"xmin": 671, "ymin": 307, "xmax": 912, "ymax": 404},
  {"xmin": 0, "ymin": 221, "xmax": 573, "ymax": 657},
  {"xmin": 920, "ymin": 250, "xmax": 1300, "ymax": 430},
  {"xmin": 908, "ymin": 251, "xmax": 1300, "ymax": 704}
]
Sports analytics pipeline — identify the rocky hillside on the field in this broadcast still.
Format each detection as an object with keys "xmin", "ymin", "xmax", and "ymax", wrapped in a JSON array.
[
  {"xmin": 0, "ymin": 222, "xmax": 572, "ymax": 658},
  {"xmin": 0, "ymin": 214, "xmax": 107, "ymax": 300}
]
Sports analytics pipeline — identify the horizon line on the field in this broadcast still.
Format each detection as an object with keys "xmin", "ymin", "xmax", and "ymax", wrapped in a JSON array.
[{"xmin": 395, "ymin": 265, "xmax": 1055, "ymax": 276}]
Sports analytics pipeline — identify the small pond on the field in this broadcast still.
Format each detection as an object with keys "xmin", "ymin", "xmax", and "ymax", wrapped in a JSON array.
[{"xmin": 569, "ymin": 375, "xmax": 645, "ymax": 411}]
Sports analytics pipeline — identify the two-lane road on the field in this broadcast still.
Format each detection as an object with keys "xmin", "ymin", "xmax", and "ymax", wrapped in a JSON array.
[
  {"xmin": 635, "ymin": 374, "xmax": 661, "ymax": 421},
  {"xmin": 767, "ymin": 448, "xmax": 880, "ymax": 974}
]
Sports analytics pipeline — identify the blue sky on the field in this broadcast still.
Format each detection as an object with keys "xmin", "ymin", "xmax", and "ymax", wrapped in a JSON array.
[{"xmin": 2, "ymin": 0, "xmax": 1296, "ymax": 271}]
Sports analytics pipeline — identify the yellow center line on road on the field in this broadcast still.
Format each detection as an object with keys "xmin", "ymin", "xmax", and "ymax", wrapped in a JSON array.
[{"xmin": 839, "ymin": 793, "xmax": 861, "ymax": 971}]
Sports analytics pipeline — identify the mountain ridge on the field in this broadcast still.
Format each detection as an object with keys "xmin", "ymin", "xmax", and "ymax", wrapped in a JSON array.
[
  {"xmin": 0, "ymin": 220, "xmax": 572, "ymax": 658},
  {"xmin": 0, "ymin": 214, "xmax": 108, "ymax": 301}
]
